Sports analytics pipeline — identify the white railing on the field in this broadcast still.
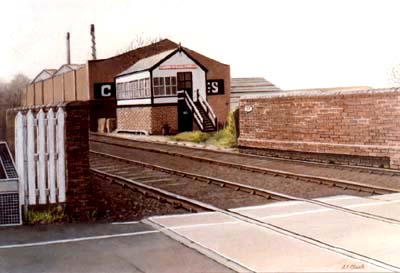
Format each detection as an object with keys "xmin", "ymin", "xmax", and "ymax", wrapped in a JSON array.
[
  {"xmin": 198, "ymin": 94, "xmax": 217, "ymax": 128},
  {"xmin": 177, "ymin": 90, "xmax": 204, "ymax": 131},
  {"xmin": 15, "ymin": 108, "xmax": 66, "ymax": 205}
]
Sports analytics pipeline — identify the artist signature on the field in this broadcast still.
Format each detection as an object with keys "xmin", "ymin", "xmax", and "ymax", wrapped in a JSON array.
[{"xmin": 342, "ymin": 263, "xmax": 365, "ymax": 270}]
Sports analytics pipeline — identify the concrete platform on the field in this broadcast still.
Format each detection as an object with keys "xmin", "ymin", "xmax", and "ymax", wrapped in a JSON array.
[{"xmin": 149, "ymin": 194, "xmax": 400, "ymax": 272}]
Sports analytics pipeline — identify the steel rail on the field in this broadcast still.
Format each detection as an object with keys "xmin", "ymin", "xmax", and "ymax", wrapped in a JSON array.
[
  {"xmin": 90, "ymin": 132, "xmax": 400, "ymax": 176},
  {"xmin": 90, "ymin": 169, "xmax": 211, "ymax": 213},
  {"xmin": 91, "ymin": 151, "xmax": 400, "ymax": 225},
  {"xmin": 90, "ymin": 150, "xmax": 293, "ymax": 201},
  {"xmin": 90, "ymin": 138, "xmax": 400, "ymax": 195},
  {"xmin": 90, "ymin": 154, "xmax": 400, "ymax": 272}
]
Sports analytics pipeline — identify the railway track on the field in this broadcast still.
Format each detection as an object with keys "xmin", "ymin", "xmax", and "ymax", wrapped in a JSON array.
[
  {"xmin": 90, "ymin": 133, "xmax": 400, "ymax": 193},
  {"xmin": 90, "ymin": 151, "xmax": 400, "ymax": 226},
  {"xmin": 90, "ymin": 133, "xmax": 400, "ymax": 176}
]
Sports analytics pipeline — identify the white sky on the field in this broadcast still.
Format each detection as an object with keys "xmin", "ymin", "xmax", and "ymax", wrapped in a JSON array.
[{"xmin": 2, "ymin": 0, "xmax": 400, "ymax": 90}]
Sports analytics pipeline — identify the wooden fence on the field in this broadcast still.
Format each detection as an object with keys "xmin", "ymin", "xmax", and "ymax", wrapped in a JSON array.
[{"xmin": 14, "ymin": 107, "xmax": 66, "ymax": 205}]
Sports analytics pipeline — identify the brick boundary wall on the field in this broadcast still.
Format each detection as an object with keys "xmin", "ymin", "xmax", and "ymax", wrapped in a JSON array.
[
  {"xmin": 238, "ymin": 88, "xmax": 400, "ymax": 169},
  {"xmin": 6, "ymin": 101, "xmax": 94, "ymax": 220}
]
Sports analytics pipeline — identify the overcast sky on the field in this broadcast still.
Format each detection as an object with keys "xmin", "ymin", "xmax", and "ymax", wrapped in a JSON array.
[{"xmin": 2, "ymin": 0, "xmax": 400, "ymax": 89}]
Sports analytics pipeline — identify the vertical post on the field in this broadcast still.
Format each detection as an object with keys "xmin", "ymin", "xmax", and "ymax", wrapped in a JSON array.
[
  {"xmin": 27, "ymin": 110, "xmax": 36, "ymax": 205},
  {"xmin": 90, "ymin": 24, "xmax": 97, "ymax": 60},
  {"xmin": 37, "ymin": 109, "xmax": 46, "ymax": 204},
  {"xmin": 66, "ymin": 32, "xmax": 71, "ymax": 65},
  {"xmin": 15, "ymin": 112, "xmax": 25, "ymax": 206},
  {"xmin": 56, "ymin": 107, "xmax": 66, "ymax": 203},
  {"xmin": 47, "ymin": 109, "xmax": 56, "ymax": 203}
]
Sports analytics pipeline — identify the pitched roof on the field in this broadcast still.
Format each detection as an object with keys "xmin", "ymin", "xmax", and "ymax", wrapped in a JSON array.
[
  {"xmin": 116, "ymin": 49, "xmax": 176, "ymax": 77},
  {"xmin": 54, "ymin": 64, "xmax": 84, "ymax": 76},
  {"xmin": 31, "ymin": 69, "xmax": 57, "ymax": 83},
  {"xmin": 230, "ymin": 77, "xmax": 282, "ymax": 110}
]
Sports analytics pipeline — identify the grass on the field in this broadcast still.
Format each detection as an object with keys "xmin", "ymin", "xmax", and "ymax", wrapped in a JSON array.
[
  {"xmin": 26, "ymin": 207, "xmax": 66, "ymax": 225},
  {"xmin": 170, "ymin": 112, "xmax": 237, "ymax": 147},
  {"xmin": 170, "ymin": 130, "xmax": 210, "ymax": 143}
]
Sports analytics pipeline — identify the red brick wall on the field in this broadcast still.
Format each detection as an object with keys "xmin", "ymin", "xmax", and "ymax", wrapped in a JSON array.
[
  {"xmin": 117, "ymin": 107, "xmax": 152, "ymax": 133},
  {"xmin": 151, "ymin": 106, "xmax": 178, "ymax": 134},
  {"xmin": 63, "ymin": 101, "xmax": 94, "ymax": 220},
  {"xmin": 239, "ymin": 88, "xmax": 400, "ymax": 168}
]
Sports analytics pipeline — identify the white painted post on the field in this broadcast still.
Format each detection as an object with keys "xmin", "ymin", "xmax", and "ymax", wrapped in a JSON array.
[
  {"xmin": 26, "ymin": 110, "xmax": 36, "ymax": 205},
  {"xmin": 15, "ymin": 112, "xmax": 25, "ymax": 205},
  {"xmin": 47, "ymin": 109, "xmax": 56, "ymax": 204},
  {"xmin": 56, "ymin": 107, "xmax": 66, "ymax": 203},
  {"xmin": 37, "ymin": 109, "xmax": 46, "ymax": 204}
]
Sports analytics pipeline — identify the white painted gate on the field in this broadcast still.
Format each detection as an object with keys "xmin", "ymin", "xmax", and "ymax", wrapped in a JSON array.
[{"xmin": 14, "ymin": 108, "xmax": 66, "ymax": 205}]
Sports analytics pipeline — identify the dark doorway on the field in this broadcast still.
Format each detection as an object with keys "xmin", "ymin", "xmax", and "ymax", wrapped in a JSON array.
[
  {"xmin": 177, "ymin": 72, "xmax": 194, "ymax": 132},
  {"xmin": 178, "ymin": 99, "xmax": 193, "ymax": 132},
  {"xmin": 177, "ymin": 72, "xmax": 193, "ymax": 99}
]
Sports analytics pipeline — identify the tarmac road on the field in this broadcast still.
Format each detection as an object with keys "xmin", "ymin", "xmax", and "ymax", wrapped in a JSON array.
[{"xmin": 0, "ymin": 222, "xmax": 234, "ymax": 273}]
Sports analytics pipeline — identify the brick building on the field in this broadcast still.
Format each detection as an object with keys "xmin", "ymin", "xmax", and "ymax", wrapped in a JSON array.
[{"xmin": 21, "ymin": 39, "xmax": 230, "ymax": 134}]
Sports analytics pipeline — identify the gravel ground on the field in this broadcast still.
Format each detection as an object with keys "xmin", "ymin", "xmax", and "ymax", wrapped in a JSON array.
[
  {"xmin": 91, "ymin": 155, "xmax": 274, "ymax": 210},
  {"xmin": 91, "ymin": 172, "xmax": 188, "ymax": 221},
  {"xmin": 90, "ymin": 142, "xmax": 372, "ymax": 200}
]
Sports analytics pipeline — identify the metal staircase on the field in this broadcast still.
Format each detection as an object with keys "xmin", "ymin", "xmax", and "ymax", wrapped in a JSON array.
[{"xmin": 177, "ymin": 90, "xmax": 217, "ymax": 132}]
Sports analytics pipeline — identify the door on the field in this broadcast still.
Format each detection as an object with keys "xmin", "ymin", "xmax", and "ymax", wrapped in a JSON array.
[
  {"xmin": 177, "ymin": 72, "xmax": 193, "ymax": 99},
  {"xmin": 177, "ymin": 72, "xmax": 194, "ymax": 132}
]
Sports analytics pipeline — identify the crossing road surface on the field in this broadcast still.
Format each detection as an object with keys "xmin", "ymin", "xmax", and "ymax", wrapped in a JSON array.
[
  {"xmin": 2, "ymin": 193, "xmax": 400, "ymax": 272},
  {"xmin": 149, "ymin": 193, "xmax": 400, "ymax": 272},
  {"xmin": 0, "ymin": 222, "xmax": 234, "ymax": 273}
]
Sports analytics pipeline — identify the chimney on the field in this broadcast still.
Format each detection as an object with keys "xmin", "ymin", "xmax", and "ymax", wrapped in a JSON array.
[
  {"xmin": 66, "ymin": 32, "xmax": 71, "ymax": 64},
  {"xmin": 90, "ymin": 24, "xmax": 97, "ymax": 60}
]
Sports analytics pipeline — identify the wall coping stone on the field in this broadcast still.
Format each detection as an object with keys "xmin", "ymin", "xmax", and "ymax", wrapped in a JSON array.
[{"xmin": 240, "ymin": 87, "xmax": 400, "ymax": 101}]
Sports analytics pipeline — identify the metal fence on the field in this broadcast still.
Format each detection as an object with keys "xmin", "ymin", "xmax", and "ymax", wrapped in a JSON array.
[{"xmin": 14, "ymin": 107, "xmax": 66, "ymax": 205}]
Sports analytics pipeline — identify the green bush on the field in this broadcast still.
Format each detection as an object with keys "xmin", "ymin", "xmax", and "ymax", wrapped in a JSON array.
[
  {"xmin": 170, "ymin": 112, "xmax": 237, "ymax": 147},
  {"xmin": 170, "ymin": 131, "xmax": 210, "ymax": 143},
  {"xmin": 206, "ymin": 113, "xmax": 237, "ymax": 147}
]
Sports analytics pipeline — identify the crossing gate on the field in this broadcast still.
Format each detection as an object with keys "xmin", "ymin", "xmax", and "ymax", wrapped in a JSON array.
[{"xmin": 14, "ymin": 108, "xmax": 66, "ymax": 206}]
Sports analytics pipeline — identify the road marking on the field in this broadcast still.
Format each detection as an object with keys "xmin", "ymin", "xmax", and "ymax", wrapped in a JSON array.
[
  {"xmin": 111, "ymin": 221, "xmax": 140, "ymax": 225},
  {"xmin": 241, "ymin": 199, "xmax": 400, "ymax": 220},
  {"xmin": 0, "ymin": 230, "xmax": 160, "ymax": 249},
  {"xmin": 158, "ymin": 198, "xmax": 400, "ymax": 231}
]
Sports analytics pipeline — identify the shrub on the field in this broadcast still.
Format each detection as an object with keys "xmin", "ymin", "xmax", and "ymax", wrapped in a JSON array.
[
  {"xmin": 170, "ymin": 112, "xmax": 237, "ymax": 147},
  {"xmin": 170, "ymin": 131, "xmax": 210, "ymax": 143}
]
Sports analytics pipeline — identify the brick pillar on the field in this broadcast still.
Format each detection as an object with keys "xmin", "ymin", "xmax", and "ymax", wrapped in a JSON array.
[{"xmin": 64, "ymin": 101, "xmax": 94, "ymax": 220}]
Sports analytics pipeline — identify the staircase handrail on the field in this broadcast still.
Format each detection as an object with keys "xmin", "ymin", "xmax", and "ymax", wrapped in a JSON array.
[
  {"xmin": 177, "ymin": 90, "xmax": 204, "ymax": 131},
  {"xmin": 198, "ymin": 94, "xmax": 217, "ymax": 127}
]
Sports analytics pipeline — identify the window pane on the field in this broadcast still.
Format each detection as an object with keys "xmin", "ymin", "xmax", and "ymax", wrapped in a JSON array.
[
  {"xmin": 185, "ymin": 73, "xmax": 192, "ymax": 80},
  {"xmin": 171, "ymin": 77, "xmax": 177, "ymax": 85},
  {"xmin": 159, "ymin": 77, "xmax": 164, "ymax": 85},
  {"xmin": 178, "ymin": 73, "xmax": 184, "ymax": 81},
  {"xmin": 185, "ymin": 81, "xmax": 192, "ymax": 89},
  {"xmin": 165, "ymin": 77, "xmax": 170, "ymax": 85}
]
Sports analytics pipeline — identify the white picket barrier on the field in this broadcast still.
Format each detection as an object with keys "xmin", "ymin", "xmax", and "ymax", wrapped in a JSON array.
[{"xmin": 14, "ymin": 107, "xmax": 66, "ymax": 205}]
